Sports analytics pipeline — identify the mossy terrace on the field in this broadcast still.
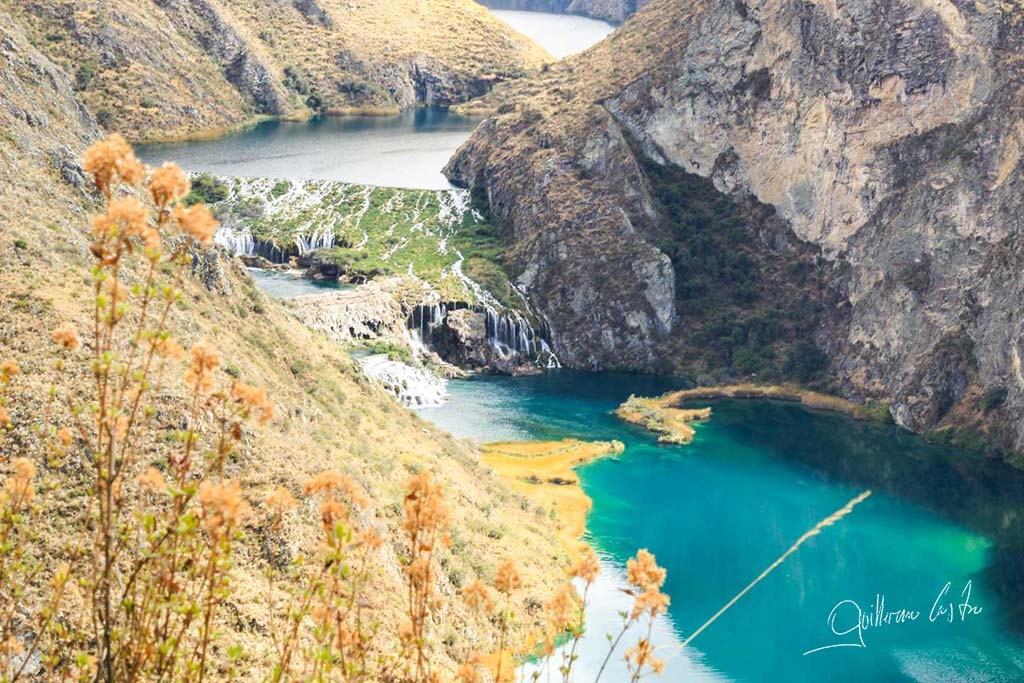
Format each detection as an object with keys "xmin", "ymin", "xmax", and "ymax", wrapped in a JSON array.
[{"xmin": 205, "ymin": 175, "xmax": 520, "ymax": 306}]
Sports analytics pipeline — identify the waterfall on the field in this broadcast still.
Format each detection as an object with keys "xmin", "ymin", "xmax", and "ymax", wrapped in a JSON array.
[
  {"xmin": 214, "ymin": 227, "xmax": 293, "ymax": 263},
  {"xmin": 215, "ymin": 227, "xmax": 255, "ymax": 256},
  {"xmin": 359, "ymin": 354, "xmax": 448, "ymax": 408},
  {"xmin": 406, "ymin": 301, "xmax": 559, "ymax": 368},
  {"xmin": 294, "ymin": 227, "xmax": 336, "ymax": 255}
]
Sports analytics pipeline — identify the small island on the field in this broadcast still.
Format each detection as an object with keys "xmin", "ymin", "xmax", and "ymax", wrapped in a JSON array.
[{"xmin": 615, "ymin": 395, "xmax": 712, "ymax": 444}]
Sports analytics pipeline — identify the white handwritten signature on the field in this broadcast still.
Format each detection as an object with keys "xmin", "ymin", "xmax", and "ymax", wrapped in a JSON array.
[{"xmin": 803, "ymin": 581, "xmax": 983, "ymax": 656}]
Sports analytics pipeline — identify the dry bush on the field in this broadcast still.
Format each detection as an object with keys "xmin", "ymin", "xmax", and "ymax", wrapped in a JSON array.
[{"xmin": 0, "ymin": 136, "xmax": 669, "ymax": 683}]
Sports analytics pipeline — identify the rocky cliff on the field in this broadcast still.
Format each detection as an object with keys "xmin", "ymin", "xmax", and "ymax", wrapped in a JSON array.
[
  {"xmin": 479, "ymin": 0, "xmax": 647, "ymax": 23},
  {"xmin": 446, "ymin": 0, "xmax": 1024, "ymax": 457},
  {"xmin": 2, "ymin": 0, "xmax": 550, "ymax": 141}
]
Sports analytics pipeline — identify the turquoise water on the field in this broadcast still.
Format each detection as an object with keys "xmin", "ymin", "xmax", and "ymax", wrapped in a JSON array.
[
  {"xmin": 419, "ymin": 371, "xmax": 1024, "ymax": 682},
  {"xmin": 246, "ymin": 268, "xmax": 350, "ymax": 299},
  {"xmin": 136, "ymin": 107, "xmax": 481, "ymax": 190}
]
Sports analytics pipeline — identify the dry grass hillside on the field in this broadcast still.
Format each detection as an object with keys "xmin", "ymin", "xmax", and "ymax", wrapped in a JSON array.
[
  {"xmin": 0, "ymin": 12, "xmax": 566, "ymax": 678},
  {"xmin": 2, "ymin": 0, "xmax": 551, "ymax": 142}
]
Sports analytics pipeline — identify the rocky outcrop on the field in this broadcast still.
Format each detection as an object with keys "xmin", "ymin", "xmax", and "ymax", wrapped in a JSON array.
[
  {"xmin": 479, "ymin": 0, "xmax": 647, "ymax": 23},
  {"xmin": 289, "ymin": 278, "xmax": 409, "ymax": 345},
  {"xmin": 154, "ymin": 0, "xmax": 291, "ymax": 116},
  {"xmin": 447, "ymin": 0, "xmax": 1024, "ymax": 456}
]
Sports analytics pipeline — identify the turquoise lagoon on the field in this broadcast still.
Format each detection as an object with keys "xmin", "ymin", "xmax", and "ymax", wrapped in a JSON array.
[{"xmin": 419, "ymin": 371, "xmax": 1024, "ymax": 682}]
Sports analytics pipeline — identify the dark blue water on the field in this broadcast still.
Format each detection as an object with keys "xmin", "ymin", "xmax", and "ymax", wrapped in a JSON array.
[
  {"xmin": 420, "ymin": 371, "xmax": 1024, "ymax": 682},
  {"xmin": 137, "ymin": 108, "xmax": 481, "ymax": 190}
]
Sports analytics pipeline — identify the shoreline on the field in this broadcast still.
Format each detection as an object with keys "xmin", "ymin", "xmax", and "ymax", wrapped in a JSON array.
[
  {"xmin": 481, "ymin": 438, "xmax": 624, "ymax": 557},
  {"xmin": 129, "ymin": 104, "xmax": 479, "ymax": 145},
  {"xmin": 663, "ymin": 383, "xmax": 892, "ymax": 422}
]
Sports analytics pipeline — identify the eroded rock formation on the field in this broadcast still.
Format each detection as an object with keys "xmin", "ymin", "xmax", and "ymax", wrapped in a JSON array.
[{"xmin": 447, "ymin": 0, "xmax": 1024, "ymax": 455}]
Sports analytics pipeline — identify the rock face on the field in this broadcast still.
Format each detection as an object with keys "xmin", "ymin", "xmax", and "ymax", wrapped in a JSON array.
[
  {"xmin": 289, "ymin": 278, "xmax": 409, "ymax": 346},
  {"xmin": 446, "ymin": 0, "xmax": 1024, "ymax": 456},
  {"xmin": 479, "ymin": 0, "xmax": 647, "ymax": 23},
  {"xmin": 5, "ymin": 0, "xmax": 550, "ymax": 141}
]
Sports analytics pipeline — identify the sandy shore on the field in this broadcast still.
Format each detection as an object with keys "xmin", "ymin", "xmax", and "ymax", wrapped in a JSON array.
[{"xmin": 482, "ymin": 439, "xmax": 624, "ymax": 557}]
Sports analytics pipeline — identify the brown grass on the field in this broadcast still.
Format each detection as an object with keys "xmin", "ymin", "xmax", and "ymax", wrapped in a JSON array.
[{"xmin": 6, "ymin": 0, "xmax": 551, "ymax": 142}]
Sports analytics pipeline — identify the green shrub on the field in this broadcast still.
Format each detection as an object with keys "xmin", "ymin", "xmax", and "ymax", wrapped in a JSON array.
[{"xmin": 185, "ymin": 173, "xmax": 229, "ymax": 206}]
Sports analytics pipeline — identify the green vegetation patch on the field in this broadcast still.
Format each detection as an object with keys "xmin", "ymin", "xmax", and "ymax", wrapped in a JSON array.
[
  {"xmin": 639, "ymin": 152, "xmax": 833, "ymax": 384},
  {"xmin": 209, "ymin": 177, "xmax": 519, "ymax": 306}
]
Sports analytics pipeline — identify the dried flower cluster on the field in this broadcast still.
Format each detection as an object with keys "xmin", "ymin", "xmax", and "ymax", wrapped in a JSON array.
[{"xmin": 0, "ymin": 134, "xmax": 674, "ymax": 683}]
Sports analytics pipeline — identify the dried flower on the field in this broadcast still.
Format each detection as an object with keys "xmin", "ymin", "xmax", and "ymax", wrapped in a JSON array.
[
  {"xmin": 624, "ymin": 638, "xmax": 663, "ymax": 675},
  {"xmin": 303, "ymin": 471, "xmax": 368, "ymax": 508},
  {"xmin": 57, "ymin": 427, "xmax": 74, "ymax": 446},
  {"xmin": 152, "ymin": 336, "xmax": 185, "ymax": 360},
  {"xmin": 184, "ymin": 340, "xmax": 221, "ymax": 394},
  {"xmin": 402, "ymin": 471, "xmax": 449, "ymax": 540},
  {"xmin": 52, "ymin": 323, "xmax": 81, "ymax": 351},
  {"xmin": 0, "ymin": 360, "xmax": 20, "ymax": 381},
  {"xmin": 149, "ymin": 162, "xmax": 190, "ymax": 207},
  {"xmin": 631, "ymin": 586, "xmax": 670, "ymax": 619},
  {"xmin": 356, "ymin": 527, "xmax": 383, "ymax": 550},
  {"xmin": 265, "ymin": 485, "xmax": 296, "ymax": 514},
  {"xmin": 136, "ymin": 467, "xmax": 167, "ymax": 494},
  {"xmin": 95, "ymin": 197, "xmax": 149, "ymax": 241},
  {"xmin": 172, "ymin": 204, "xmax": 218, "ymax": 247},
  {"xmin": 320, "ymin": 498, "xmax": 348, "ymax": 531},
  {"xmin": 83, "ymin": 134, "xmax": 145, "ymax": 195},
  {"xmin": 3, "ymin": 457, "xmax": 36, "ymax": 503},
  {"xmin": 198, "ymin": 479, "xmax": 252, "ymax": 535},
  {"xmin": 494, "ymin": 558, "xmax": 522, "ymax": 595},
  {"xmin": 456, "ymin": 658, "xmax": 484, "ymax": 683},
  {"xmin": 545, "ymin": 583, "xmax": 576, "ymax": 633},
  {"xmin": 104, "ymin": 278, "xmax": 129, "ymax": 303},
  {"xmin": 232, "ymin": 381, "xmax": 274, "ymax": 425},
  {"xmin": 462, "ymin": 578, "xmax": 494, "ymax": 613},
  {"xmin": 12, "ymin": 458, "xmax": 35, "ymax": 480},
  {"xmin": 626, "ymin": 549, "xmax": 666, "ymax": 591},
  {"xmin": 570, "ymin": 546, "xmax": 600, "ymax": 584},
  {"xmin": 0, "ymin": 405, "xmax": 8, "ymax": 428}
]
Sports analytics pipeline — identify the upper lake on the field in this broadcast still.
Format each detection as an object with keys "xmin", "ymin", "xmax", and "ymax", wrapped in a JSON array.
[
  {"xmin": 136, "ymin": 107, "xmax": 481, "ymax": 190},
  {"xmin": 136, "ymin": 10, "xmax": 615, "ymax": 190},
  {"xmin": 489, "ymin": 9, "xmax": 615, "ymax": 59}
]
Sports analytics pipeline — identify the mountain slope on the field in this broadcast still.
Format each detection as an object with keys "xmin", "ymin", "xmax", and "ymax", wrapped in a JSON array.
[
  {"xmin": 0, "ymin": 9, "xmax": 565, "ymax": 673},
  {"xmin": 2, "ymin": 0, "xmax": 550, "ymax": 141},
  {"xmin": 446, "ymin": 0, "xmax": 1024, "ymax": 456}
]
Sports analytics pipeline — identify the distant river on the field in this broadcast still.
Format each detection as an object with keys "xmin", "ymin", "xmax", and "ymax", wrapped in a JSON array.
[
  {"xmin": 136, "ymin": 107, "xmax": 481, "ymax": 190},
  {"xmin": 419, "ymin": 371, "xmax": 1024, "ymax": 682},
  {"xmin": 489, "ymin": 9, "xmax": 614, "ymax": 59}
]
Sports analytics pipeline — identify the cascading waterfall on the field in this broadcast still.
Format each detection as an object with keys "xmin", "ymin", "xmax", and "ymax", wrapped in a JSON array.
[
  {"xmin": 294, "ymin": 227, "xmax": 336, "ymax": 254},
  {"xmin": 214, "ymin": 227, "xmax": 255, "ymax": 256},
  {"xmin": 406, "ymin": 301, "xmax": 559, "ymax": 368},
  {"xmin": 358, "ymin": 354, "xmax": 448, "ymax": 408}
]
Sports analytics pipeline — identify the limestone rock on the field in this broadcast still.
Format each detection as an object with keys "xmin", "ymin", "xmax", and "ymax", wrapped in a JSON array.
[{"xmin": 447, "ymin": 0, "xmax": 1024, "ymax": 455}]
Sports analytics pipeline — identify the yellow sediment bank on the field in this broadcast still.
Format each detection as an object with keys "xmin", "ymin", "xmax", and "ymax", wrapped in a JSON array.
[
  {"xmin": 615, "ymin": 395, "xmax": 712, "ymax": 444},
  {"xmin": 482, "ymin": 439, "xmax": 624, "ymax": 557},
  {"xmin": 616, "ymin": 383, "xmax": 891, "ymax": 441}
]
